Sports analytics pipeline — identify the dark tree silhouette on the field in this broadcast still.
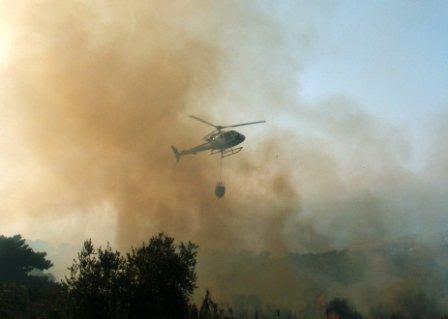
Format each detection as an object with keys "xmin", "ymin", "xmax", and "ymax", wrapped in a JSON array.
[
  {"xmin": 0, "ymin": 234, "xmax": 68, "ymax": 318},
  {"xmin": 126, "ymin": 233, "xmax": 198, "ymax": 319},
  {"xmin": 326, "ymin": 298, "xmax": 363, "ymax": 319},
  {"xmin": 65, "ymin": 233, "xmax": 198, "ymax": 319},
  {"xmin": 199, "ymin": 289, "xmax": 219, "ymax": 319},
  {"xmin": 65, "ymin": 239, "xmax": 128, "ymax": 318},
  {"xmin": 188, "ymin": 303, "xmax": 200, "ymax": 319},
  {"xmin": 0, "ymin": 234, "xmax": 52, "ymax": 283}
]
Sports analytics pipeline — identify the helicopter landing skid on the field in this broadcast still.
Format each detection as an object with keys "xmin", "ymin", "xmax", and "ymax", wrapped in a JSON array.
[
  {"xmin": 222, "ymin": 147, "xmax": 243, "ymax": 158},
  {"xmin": 209, "ymin": 147, "xmax": 243, "ymax": 158}
]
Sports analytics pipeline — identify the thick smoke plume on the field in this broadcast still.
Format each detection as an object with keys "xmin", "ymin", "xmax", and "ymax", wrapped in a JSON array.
[
  {"xmin": 2, "ymin": 1, "xmax": 303, "ymax": 252},
  {"xmin": 1, "ymin": 0, "xmax": 447, "ymax": 313}
]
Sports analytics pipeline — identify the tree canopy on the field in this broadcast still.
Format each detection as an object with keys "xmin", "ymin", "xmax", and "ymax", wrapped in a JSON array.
[
  {"xmin": 65, "ymin": 233, "xmax": 198, "ymax": 319},
  {"xmin": 0, "ymin": 234, "xmax": 53, "ymax": 283},
  {"xmin": 326, "ymin": 298, "xmax": 364, "ymax": 319}
]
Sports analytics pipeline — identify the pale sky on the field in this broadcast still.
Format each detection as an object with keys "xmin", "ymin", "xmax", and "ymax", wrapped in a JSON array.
[{"xmin": 298, "ymin": 0, "xmax": 448, "ymax": 167}]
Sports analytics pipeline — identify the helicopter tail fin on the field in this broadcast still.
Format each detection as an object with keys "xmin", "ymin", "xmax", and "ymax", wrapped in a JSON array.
[{"xmin": 171, "ymin": 146, "xmax": 182, "ymax": 163}]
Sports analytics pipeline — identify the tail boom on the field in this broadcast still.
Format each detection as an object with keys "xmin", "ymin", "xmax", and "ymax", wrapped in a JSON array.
[{"xmin": 171, "ymin": 142, "xmax": 212, "ymax": 162}]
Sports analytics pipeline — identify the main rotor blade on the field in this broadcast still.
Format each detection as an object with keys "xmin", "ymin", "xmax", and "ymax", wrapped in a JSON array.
[
  {"xmin": 188, "ymin": 115, "xmax": 218, "ymax": 128},
  {"xmin": 222, "ymin": 120, "xmax": 266, "ymax": 128}
]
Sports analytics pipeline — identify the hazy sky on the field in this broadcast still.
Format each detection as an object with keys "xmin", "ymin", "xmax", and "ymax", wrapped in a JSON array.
[{"xmin": 298, "ymin": 0, "xmax": 448, "ymax": 167}]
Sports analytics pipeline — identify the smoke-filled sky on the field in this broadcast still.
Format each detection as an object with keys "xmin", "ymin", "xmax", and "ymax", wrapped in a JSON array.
[{"xmin": 0, "ymin": 0, "xmax": 447, "ymax": 286}]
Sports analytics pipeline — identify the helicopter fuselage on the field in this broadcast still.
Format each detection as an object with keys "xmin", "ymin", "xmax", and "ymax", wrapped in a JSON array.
[
  {"xmin": 208, "ymin": 130, "xmax": 245, "ymax": 150},
  {"xmin": 182, "ymin": 130, "xmax": 245, "ymax": 155}
]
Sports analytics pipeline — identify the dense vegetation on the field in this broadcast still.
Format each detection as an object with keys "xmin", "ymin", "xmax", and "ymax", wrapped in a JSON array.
[{"xmin": 0, "ymin": 234, "xmax": 447, "ymax": 318}]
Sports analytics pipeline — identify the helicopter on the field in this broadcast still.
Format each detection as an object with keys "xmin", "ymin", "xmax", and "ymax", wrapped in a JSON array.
[{"xmin": 171, "ymin": 115, "xmax": 265, "ymax": 162}]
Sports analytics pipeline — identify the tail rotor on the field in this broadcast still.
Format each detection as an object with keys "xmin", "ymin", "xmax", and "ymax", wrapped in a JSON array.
[{"xmin": 171, "ymin": 146, "xmax": 182, "ymax": 163}]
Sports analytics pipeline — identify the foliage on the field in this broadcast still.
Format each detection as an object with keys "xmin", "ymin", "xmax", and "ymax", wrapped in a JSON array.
[
  {"xmin": 0, "ymin": 234, "xmax": 52, "ymax": 283},
  {"xmin": 326, "ymin": 298, "xmax": 363, "ymax": 319},
  {"xmin": 0, "ymin": 279, "xmax": 69, "ymax": 318},
  {"xmin": 199, "ymin": 290, "xmax": 220, "ymax": 319},
  {"xmin": 126, "ymin": 233, "xmax": 198, "ymax": 318},
  {"xmin": 64, "ymin": 239, "xmax": 128, "ymax": 318},
  {"xmin": 65, "ymin": 233, "xmax": 198, "ymax": 319}
]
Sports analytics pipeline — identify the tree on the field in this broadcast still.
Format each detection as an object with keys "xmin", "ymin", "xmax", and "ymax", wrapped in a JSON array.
[
  {"xmin": 0, "ymin": 234, "xmax": 52, "ymax": 283},
  {"xmin": 188, "ymin": 304, "xmax": 200, "ymax": 319},
  {"xmin": 0, "ymin": 234, "xmax": 69, "ymax": 318},
  {"xmin": 199, "ymin": 290, "xmax": 219, "ymax": 319},
  {"xmin": 126, "ymin": 233, "xmax": 198, "ymax": 319},
  {"xmin": 65, "ymin": 233, "xmax": 198, "ymax": 319},
  {"xmin": 326, "ymin": 298, "xmax": 363, "ymax": 319},
  {"xmin": 65, "ymin": 239, "xmax": 128, "ymax": 318}
]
